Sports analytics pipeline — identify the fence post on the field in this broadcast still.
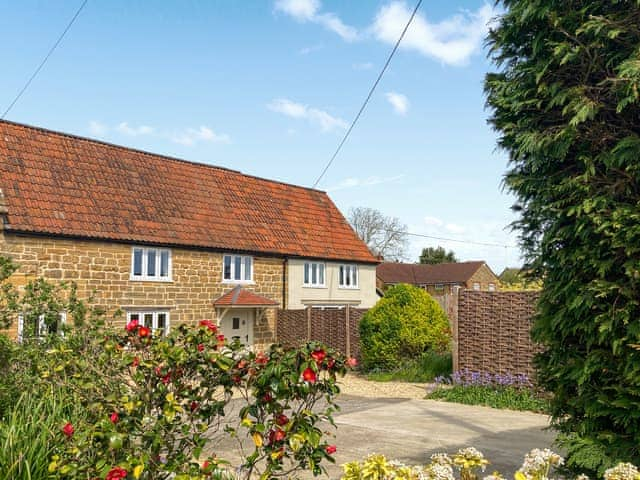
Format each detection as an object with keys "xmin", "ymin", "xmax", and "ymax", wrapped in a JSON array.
[
  {"xmin": 345, "ymin": 305, "xmax": 351, "ymax": 358},
  {"xmin": 306, "ymin": 306, "xmax": 312, "ymax": 341},
  {"xmin": 451, "ymin": 287, "xmax": 460, "ymax": 372}
]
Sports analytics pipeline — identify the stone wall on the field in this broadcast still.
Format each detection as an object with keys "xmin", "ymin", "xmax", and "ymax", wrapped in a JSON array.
[
  {"xmin": 466, "ymin": 263, "xmax": 500, "ymax": 291},
  {"xmin": 0, "ymin": 232, "xmax": 284, "ymax": 347}
]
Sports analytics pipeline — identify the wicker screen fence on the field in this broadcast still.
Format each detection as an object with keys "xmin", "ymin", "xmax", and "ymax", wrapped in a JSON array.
[
  {"xmin": 456, "ymin": 290, "xmax": 542, "ymax": 377},
  {"xmin": 276, "ymin": 307, "xmax": 367, "ymax": 359}
]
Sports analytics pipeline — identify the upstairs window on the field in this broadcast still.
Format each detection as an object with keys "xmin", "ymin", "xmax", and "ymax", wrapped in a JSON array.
[
  {"xmin": 339, "ymin": 264, "xmax": 359, "ymax": 288},
  {"xmin": 127, "ymin": 311, "xmax": 169, "ymax": 337},
  {"xmin": 434, "ymin": 283, "xmax": 445, "ymax": 292},
  {"xmin": 303, "ymin": 262, "xmax": 325, "ymax": 287},
  {"xmin": 131, "ymin": 247, "xmax": 171, "ymax": 281},
  {"xmin": 223, "ymin": 255, "xmax": 253, "ymax": 282},
  {"xmin": 488, "ymin": 283, "xmax": 496, "ymax": 292},
  {"xmin": 473, "ymin": 282, "xmax": 481, "ymax": 291}
]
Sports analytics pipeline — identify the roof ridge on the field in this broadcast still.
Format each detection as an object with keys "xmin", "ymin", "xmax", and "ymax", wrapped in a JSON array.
[{"xmin": 0, "ymin": 119, "xmax": 328, "ymax": 194}]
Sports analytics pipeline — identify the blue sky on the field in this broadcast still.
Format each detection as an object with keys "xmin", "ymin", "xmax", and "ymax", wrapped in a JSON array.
[{"xmin": 0, "ymin": 0, "xmax": 520, "ymax": 272}]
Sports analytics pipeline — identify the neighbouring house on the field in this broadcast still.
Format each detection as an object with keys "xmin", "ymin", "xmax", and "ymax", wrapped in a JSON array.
[
  {"xmin": 0, "ymin": 120, "xmax": 378, "ymax": 348},
  {"xmin": 376, "ymin": 261, "xmax": 500, "ymax": 296}
]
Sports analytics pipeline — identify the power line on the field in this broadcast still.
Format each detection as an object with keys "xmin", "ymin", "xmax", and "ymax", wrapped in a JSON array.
[
  {"xmin": 389, "ymin": 229, "xmax": 516, "ymax": 249},
  {"xmin": 312, "ymin": 0, "xmax": 423, "ymax": 189},
  {"xmin": 1, "ymin": 0, "xmax": 89, "ymax": 119}
]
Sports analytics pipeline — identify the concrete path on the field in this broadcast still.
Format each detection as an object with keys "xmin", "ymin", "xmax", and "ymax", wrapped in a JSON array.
[
  {"xmin": 326, "ymin": 395, "xmax": 554, "ymax": 478},
  {"xmin": 211, "ymin": 394, "xmax": 555, "ymax": 479}
]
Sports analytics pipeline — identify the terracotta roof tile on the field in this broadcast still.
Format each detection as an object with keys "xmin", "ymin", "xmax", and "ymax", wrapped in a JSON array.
[
  {"xmin": 213, "ymin": 286, "xmax": 278, "ymax": 306},
  {"xmin": 377, "ymin": 261, "xmax": 486, "ymax": 284},
  {"xmin": 0, "ymin": 121, "xmax": 376, "ymax": 263}
]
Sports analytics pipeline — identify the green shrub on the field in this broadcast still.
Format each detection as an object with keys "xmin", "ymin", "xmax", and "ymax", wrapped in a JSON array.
[
  {"xmin": 428, "ymin": 385, "xmax": 549, "ymax": 413},
  {"xmin": 366, "ymin": 351, "xmax": 452, "ymax": 383},
  {"xmin": 486, "ymin": 1, "xmax": 640, "ymax": 474},
  {"xmin": 359, "ymin": 284, "xmax": 450, "ymax": 371}
]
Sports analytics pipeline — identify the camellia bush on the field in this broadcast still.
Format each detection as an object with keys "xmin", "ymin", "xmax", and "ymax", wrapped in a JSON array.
[
  {"xmin": 341, "ymin": 447, "xmax": 639, "ymax": 480},
  {"xmin": 359, "ymin": 283, "xmax": 450, "ymax": 371},
  {"xmin": 485, "ymin": 1, "xmax": 640, "ymax": 474},
  {"xmin": 43, "ymin": 321, "xmax": 349, "ymax": 480}
]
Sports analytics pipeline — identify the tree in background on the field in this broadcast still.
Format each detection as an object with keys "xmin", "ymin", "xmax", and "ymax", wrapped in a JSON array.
[
  {"xmin": 348, "ymin": 207, "xmax": 409, "ymax": 261},
  {"xmin": 419, "ymin": 246, "xmax": 458, "ymax": 264},
  {"xmin": 486, "ymin": 1, "xmax": 640, "ymax": 474}
]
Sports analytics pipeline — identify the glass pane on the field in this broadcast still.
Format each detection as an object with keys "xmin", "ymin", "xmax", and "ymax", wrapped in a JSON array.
[
  {"xmin": 346, "ymin": 266, "xmax": 351, "ymax": 286},
  {"xmin": 311, "ymin": 263, "xmax": 317, "ymax": 284},
  {"xmin": 232, "ymin": 317, "xmax": 240, "ymax": 329},
  {"xmin": 144, "ymin": 313, "xmax": 153, "ymax": 328},
  {"xmin": 147, "ymin": 250, "xmax": 156, "ymax": 276},
  {"xmin": 157, "ymin": 313, "xmax": 166, "ymax": 329},
  {"xmin": 353, "ymin": 266, "xmax": 358, "ymax": 286},
  {"xmin": 234, "ymin": 256, "xmax": 242, "ymax": 280},
  {"xmin": 160, "ymin": 251, "xmax": 169, "ymax": 277},
  {"xmin": 244, "ymin": 257, "xmax": 252, "ymax": 280},
  {"xmin": 304, "ymin": 263, "xmax": 309, "ymax": 284},
  {"xmin": 133, "ymin": 249, "xmax": 143, "ymax": 276},
  {"xmin": 319, "ymin": 264, "xmax": 324, "ymax": 285},
  {"xmin": 223, "ymin": 256, "xmax": 232, "ymax": 280},
  {"xmin": 339, "ymin": 265, "xmax": 344, "ymax": 285},
  {"xmin": 130, "ymin": 313, "xmax": 140, "ymax": 321}
]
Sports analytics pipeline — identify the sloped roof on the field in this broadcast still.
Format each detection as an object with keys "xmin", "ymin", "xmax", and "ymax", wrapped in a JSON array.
[
  {"xmin": 377, "ymin": 261, "xmax": 488, "ymax": 285},
  {"xmin": 0, "ymin": 120, "xmax": 376, "ymax": 263},
  {"xmin": 213, "ymin": 286, "xmax": 278, "ymax": 307}
]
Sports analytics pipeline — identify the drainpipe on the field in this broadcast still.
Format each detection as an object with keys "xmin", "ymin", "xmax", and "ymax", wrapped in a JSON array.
[
  {"xmin": 281, "ymin": 258, "xmax": 288, "ymax": 308},
  {"xmin": 0, "ymin": 189, "xmax": 8, "ymax": 230}
]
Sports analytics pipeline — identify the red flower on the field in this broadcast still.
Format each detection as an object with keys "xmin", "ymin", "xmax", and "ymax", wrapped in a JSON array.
[
  {"xmin": 190, "ymin": 401, "xmax": 199, "ymax": 412},
  {"xmin": 216, "ymin": 334, "xmax": 225, "ymax": 342},
  {"xmin": 326, "ymin": 358, "xmax": 336, "ymax": 370},
  {"xmin": 269, "ymin": 428, "xmax": 286, "ymax": 444},
  {"xmin": 62, "ymin": 422, "xmax": 74, "ymax": 438},
  {"xmin": 138, "ymin": 326, "xmax": 151, "ymax": 338},
  {"xmin": 262, "ymin": 392, "xmax": 273, "ymax": 403},
  {"xmin": 197, "ymin": 343, "xmax": 205, "ymax": 352},
  {"xmin": 202, "ymin": 460, "xmax": 210, "ymax": 470},
  {"xmin": 125, "ymin": 319, "xmax": 139, "ymax": 332},
  {"xmin": 109, "ymin": 412, "xmax": 119, "ymax": 424},
  {"xmin": 236, "ymin": 359, "xmax": 248, "ymax": 369},
  {"xmin": 325, "ymin": 445, "xmax": 337, "ymax": 455},
  {"xmin": 131, "ymin": 356, "xmax": 140, "ymax": 367},
  {"xmin": 255, "ymin": 352, "xmax": 268, "ymax": 365},
  {"xmin": 199, "ymin": 320, "xmax": 217, "ymax": 332},
  {"xmin": 105, "ymin": 467, "xmax": 128, "ymax": 480},
  {"xmin": 162, "ymin": 373, "xmax": 171, "ymax": 385},
  {"xmin": 275, "ymin": 414, "xmax": 288, "ymax": 426},
  {"xmin": 311, "ymin": 349, "xmax": 326, "ymax": 364},
  {"xmin": 302, "ymin": 367, "xmax": 317, "ymax": 383},
  {"xmin": 346, "ymin": 357, "xmax": 358, "ymax": 368}
]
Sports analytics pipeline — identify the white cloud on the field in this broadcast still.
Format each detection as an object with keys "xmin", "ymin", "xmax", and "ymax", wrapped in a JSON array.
[
  {"xmin": 88, "ymin": 121, "xmax": 108, "ymax": 136},
  {"xmin": 170, "ymin": 126, "xmax": 231, "ymax": 146},
  {"xmin": 116, "ymin": 122, "xmax": 154, "ymax": 137},
  {"xmin": 385, "ymin": 91, "xmax": 410, "ymax": 115},
  {"xmin": 275, "ymin": 0, "xmax": 358, "ymax": 41},
  {"xmin": 371, "ymin": 2, "xmax": 496, "ymax": 66},
  {"xmin": 267, "ymin": 98, "xmax": 348, "ymax": 132},
  {"xmin": 299, "ymin": 44, "xmax": 323, "ymax": 55},
  {"xmin": 352, "ymin": 62, "xmax": 373, "ymax": 70},
  {"xmin": 327, "ymin": 174, "xmax": 404, "ymax": 191},
  {"xmin": 445, "ymin": 223, "xmax": 466, "ymax": 234},
  {"xmin": 424, "ymin": 216, "xmax": 444, "ymax": 227}
]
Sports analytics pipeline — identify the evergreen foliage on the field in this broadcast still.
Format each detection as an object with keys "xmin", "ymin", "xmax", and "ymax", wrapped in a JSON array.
[
  {"xmin": 359, "ymin": 284, "xmax": 450, "ymax": 371},
  {"xmin": 485, "ymin": 1, "xmax": 640, "ymax": 475},
  {"xmin": 419, "ymin": 246, "xmax": 458, "ymax": 264}
]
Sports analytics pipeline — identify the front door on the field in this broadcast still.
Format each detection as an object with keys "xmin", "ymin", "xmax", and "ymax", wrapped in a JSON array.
[{"xmin": 220, "ymin": 310, "xmax": 253, "ymax": 346}]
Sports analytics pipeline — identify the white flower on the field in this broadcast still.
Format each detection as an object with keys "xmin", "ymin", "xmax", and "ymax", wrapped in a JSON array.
[
  {"xmin": 518, "ymin": 448, "xmax": 564, "ymax": 480},
  {"xmin": 604, "ymin": 463, "xmax": 640, "ymax": 480},
  {"xmin": 430, "ymin": 453, "xmax": 453, "ymax": 466}
]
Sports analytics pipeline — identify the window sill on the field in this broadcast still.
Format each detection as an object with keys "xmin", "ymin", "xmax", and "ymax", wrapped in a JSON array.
[
  {"xmin": 129, "ymin": 276, "xmax": 173, "ymax": 283},
  {"xmin": 338, "ymin": 286, "xmax": 360, "ymax": 290},
  {"xmin": 302, "ymin": 285, "xmax": 327, "ymax": 289},
  {"xmin": 222, "ymin": 280, "xmax": 255, "ymax": 285}
]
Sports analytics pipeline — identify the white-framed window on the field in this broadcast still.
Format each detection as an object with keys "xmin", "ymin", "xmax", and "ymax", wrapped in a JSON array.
[
  {"xmin": 127, "ymin": 311, "xmax": 169, "ymax": 336},
  {"xmin": 131, "ymin": 247, "xmax": 171, "ymax": 281},
  {"xmin": 473, "ymin": 282, "xmax": 481, "ymax": 291},
  {"xmin": 303, "ymin": 262, "xmax": 325, "ymax": 287},
  {"xmin": 339, "ymin": 264, "xmax": 359, "ymax": 288},
  {"xmin": 434, "ymin": 283, "xmax": 445, "ymax": 292},
  {"xmin": 17, "ymin": 312, "xmax": 66, "ymax": 343},
  {"xmin": 488, "ymin": 283, "xmax": 496, "ymax": 292},
  {"xmin": 222, "ymin": 255, "xmax": 253, "ymax": 282}
]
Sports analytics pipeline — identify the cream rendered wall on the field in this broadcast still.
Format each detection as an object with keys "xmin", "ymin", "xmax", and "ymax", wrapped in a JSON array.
[{"xmin": 287, "ymin": 259, "xmax": 378, "ymax": 309}]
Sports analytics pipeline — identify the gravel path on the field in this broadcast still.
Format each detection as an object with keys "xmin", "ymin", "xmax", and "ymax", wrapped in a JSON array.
[{"xmin": 337, "ymin": 373, "xmax": 431, "ymax": 399}]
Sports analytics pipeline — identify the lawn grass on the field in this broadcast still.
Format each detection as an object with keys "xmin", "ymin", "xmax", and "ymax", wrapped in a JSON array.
[
  {"xmin": 427, "ymin": 384, "xmax": 550, "ymax": 413},
  {"xmin": 365, "ymin": 351, "xmax": 452, "ymax": 383}
]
